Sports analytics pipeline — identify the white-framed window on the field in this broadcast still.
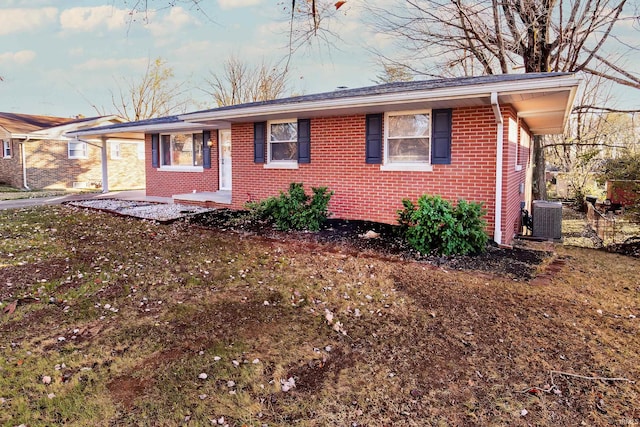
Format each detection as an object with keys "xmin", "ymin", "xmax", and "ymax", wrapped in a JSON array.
[
  {"xmin": 136, "ymin": 142, "xmax": 145, "ymax": 160},
  {"xmin": 2, "ymin": 139, "xmax": 11, "ymax": 158},
  {"xmin": 160, "ymin": 133, "xmax": 203, "ymax": 168},
  {"xmin": 382, "ymin": 110, "xmax": 431, "ymax": 171},
  {"xmin": 110, "ymin": 142, "xmax": 122, "ymax": 160},
  {"xmin": 267, "ymin": 119, "xmax": 298, "ymax": 168},
  {"xmin": 68, "ymin": 141, "xmax": 88, "ymax": 159}
]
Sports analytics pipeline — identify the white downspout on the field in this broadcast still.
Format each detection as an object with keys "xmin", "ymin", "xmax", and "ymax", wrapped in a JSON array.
[
  {"xmin": 100, "ymin": 137, "xmax": 109, "ymax": 193},
  {"xmin": 21, "ymin": 137, "xmax": 30, "ymax": 190},
  {"xmin": 491, "ymin": 92, "xmax": 503, "ymax": 245}
]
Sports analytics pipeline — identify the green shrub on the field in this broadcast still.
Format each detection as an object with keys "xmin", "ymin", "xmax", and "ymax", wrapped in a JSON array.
[
  {"xmin": 246, "ymin": 182, "xmax": 333, "ymax": 231},
  {"xmin": 397, "ymin": 195, "xmax": 488, "ymax": 255}
]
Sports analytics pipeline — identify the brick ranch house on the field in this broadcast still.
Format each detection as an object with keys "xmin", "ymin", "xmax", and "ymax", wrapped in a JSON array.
[
  {"xmin": 0, "ymin": 113, "xmax": 145, "ymax": 191},
  {"xmin": 68, "ymin": 73, "xmax": 579, "ymax": 246}
]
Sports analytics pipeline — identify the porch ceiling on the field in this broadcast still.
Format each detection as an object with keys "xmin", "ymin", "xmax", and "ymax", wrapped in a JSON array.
[{"xmin": 499, "ymin": 90, "xmax": 575, "ymax": 134}]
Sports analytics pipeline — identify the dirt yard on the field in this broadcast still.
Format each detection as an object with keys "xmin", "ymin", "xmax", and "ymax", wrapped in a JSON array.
[{"xmin": 1, "ymin": 205, "xmax": 638, "ymax": 426}]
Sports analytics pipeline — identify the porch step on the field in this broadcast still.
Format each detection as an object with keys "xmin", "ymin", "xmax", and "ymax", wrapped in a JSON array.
[{"xmin": 172, "ymin": 191, "xmax": 231, "ymax": 205}]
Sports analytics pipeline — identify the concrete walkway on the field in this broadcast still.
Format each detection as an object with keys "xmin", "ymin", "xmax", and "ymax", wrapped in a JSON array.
[{"xmin": 0, "ymin": 190, "xmax": 172, "ymax": 210}]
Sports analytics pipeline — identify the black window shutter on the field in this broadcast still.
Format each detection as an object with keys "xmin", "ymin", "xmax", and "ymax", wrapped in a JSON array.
[
  {"xmin": 297, "ymin": 119, "xmax": 311, "ymax": 163},
  {"xmin": 365, "ymin": 114, "xmax": 383, "ymax": 164},
  {"xmin": 202, "ymin": 130, "xmax": 211, "ymax": 169},
  {"xmin": 151, "ymin": 133, "xmax": 159, "ymax": 168},
  {"xmin": 254, "ymin": 122, "xmax": 266, "ymax": 163},
  {"xmin": 431, "ymin": 109, "xmax": 452, "ymax": 164}
]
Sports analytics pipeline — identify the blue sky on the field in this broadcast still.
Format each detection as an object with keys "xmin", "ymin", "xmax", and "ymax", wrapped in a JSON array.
[
  {"xmin": 0, "ymin": 0, "xmax": 638, "ymax": 119},
  {"xmin": 0, "ymin": 0, "xmax": 384, "ymax": 118}
]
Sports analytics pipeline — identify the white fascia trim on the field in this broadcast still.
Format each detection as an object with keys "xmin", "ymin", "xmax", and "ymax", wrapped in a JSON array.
[
  {"xmin": 12, "ymin": 133, "xmax": 47, "ymax": 140},
  {"xmin": 45, "ymin": 115, "xmax": 124, "ymax": 138},
  {"xmin": 10, "ymin": 133, "xmax": 27, "ymax": 139},
  {"xmin": 65, "ymin": 122, "xmax": 211, "ymax": 138},
  {"xmin": 491, "ymin": 92, "xmax": 504, "ymax": 246},
  {"xmin": 181, "ymin": 75, "xmax": 581, "ymax": 123},
  {"xmin": 562, "ymin": 84, "xmax": 579, "ymax": 130}
]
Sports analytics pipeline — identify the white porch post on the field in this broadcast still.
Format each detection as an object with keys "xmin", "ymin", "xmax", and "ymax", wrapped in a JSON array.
[{"xmin": 101, "ymin": 137, "xmax": 109, "ymax": 193}]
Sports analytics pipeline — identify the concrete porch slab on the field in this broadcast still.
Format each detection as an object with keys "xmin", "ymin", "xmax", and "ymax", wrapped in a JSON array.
[{"xmin": 172, "ymin": 190, "xmax": 232, "ymax": 205}]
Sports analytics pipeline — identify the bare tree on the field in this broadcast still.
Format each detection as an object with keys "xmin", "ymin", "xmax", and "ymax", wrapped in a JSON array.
[
  {"xmin": 373, "ymin": 63, "xmax": 414, "ymax": 84},
  {"xmin": 120, "ymin": 1, "xmax": 345, "ymax": 72},
  {"xmin": 367, "ymin": 0, "xmax": 639, "ymax": 200},
  {"xmin": 116, "ymin": 1, "xmax": 639, "ymax": 199},
  {"xmin": 546, "ymin": 69, "xmax": 640, "ymax": 202},
  {"xmin": 547, "ymin": 74, "xmax": 614, "ymax": 199},
  {"xmin": 95, "ymin": 57, "xmax": 190, "ymax": 121},
  {"xmin": 122, "ymin": 0, "xmax": 210, "ymax": 23},
  {"xmin": 203, "ymin": 56, "xmax": 288, "ymax": 107}
]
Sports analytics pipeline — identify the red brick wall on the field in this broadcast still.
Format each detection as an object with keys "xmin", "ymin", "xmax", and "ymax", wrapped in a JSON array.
[
  {"xmin": 0, "ymin": 139, "xmax": 24, "ymax": 188},
  {"xmin": 501, "ymin": 107, "xmax": 531, "ymax": 244},
  {"xmin": 230, "ymin": 107, "xmax": 498, "ymax": 233},
  {"xmin": 22, "ymin": 139, "xmax": 144, "ymax": 190},
  {"xmin": 145, "ymin": 130, "xmax": 220, "ymax": 196},
  {"xmin": 25, "ymin": 139, "xmax": 102, "ymax": 189},
  {"xmin": 106, "ymin": 142, "xmax": 146, "ymax": 190},
  {"xmin": 142, "ymin": 107, "xmax": 531, "ymax": 243}
]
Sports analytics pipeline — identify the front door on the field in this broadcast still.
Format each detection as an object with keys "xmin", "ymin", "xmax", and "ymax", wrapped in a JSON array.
[{"xmin": 219, "ymin": 129, "xmax": 232, "ymax": 191}]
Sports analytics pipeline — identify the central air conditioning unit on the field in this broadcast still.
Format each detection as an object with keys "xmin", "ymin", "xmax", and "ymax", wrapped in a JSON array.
[{"xmin": 532, "ymin": 200, "xmax": 562, "ymax": 241}]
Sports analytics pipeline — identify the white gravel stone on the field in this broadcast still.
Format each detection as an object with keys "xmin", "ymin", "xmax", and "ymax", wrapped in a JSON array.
[{"xmin": 68, "ymin": 200, "xmax": 213, "ymax": 222}]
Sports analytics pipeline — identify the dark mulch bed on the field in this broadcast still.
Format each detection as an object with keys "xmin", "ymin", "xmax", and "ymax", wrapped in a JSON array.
[
  {"xmin": 606, "ymin": 236, "xmax": 640, "ymax": 257},
  {"xmin": 188, "ymin": 209, "xmax": 550, "ymax": 280}
]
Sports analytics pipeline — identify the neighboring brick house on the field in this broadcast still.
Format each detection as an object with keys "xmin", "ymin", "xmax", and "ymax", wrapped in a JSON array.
[
  {"xmin": 68, "ymin": 73, "xmax": 579, "ymax": 245},
  {"xmin": 0, "ymin": 113, "xmax": 145, "ymax": 191}
]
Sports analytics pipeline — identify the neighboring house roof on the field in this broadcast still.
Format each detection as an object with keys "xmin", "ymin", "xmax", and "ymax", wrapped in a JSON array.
[
  {"xmin": 0, "ymin": 112, "xmax": 75, "ymax": 135},
  {"xmin": 0, "ymin": 112, "xmax": 126, "ymax": 140},
  {"xmin": 68, "ymin": 72, "xmax": 580, "ymax": 138}
]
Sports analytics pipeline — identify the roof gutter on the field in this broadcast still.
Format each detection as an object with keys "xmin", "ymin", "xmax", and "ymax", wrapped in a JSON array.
[{"xmin": 491, "ymin": 92, "xmax": 503, "ymax": 246}]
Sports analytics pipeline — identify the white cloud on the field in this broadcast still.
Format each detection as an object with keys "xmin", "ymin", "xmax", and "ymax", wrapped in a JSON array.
[
  {"xmin": 257, "ymin": 20, "xmax": 290, "ymax": 37},
  {"xmin": 0, "ymin": 7, "xmax": 57, "ymax": 35},
  {"xmin": 171, "ymin": 40, "xmax": 214, "ymax": 57},
  {"xmin": 145, "ymin": 7, "xmax": 194, "ymax": 37},
  {"xmin": 0, "ymin": 50, "xmax": 37, "ymax": 65},
  {"xmin": 2, "ymin": 0, "xmax": 55, "ymax": 6},
  {"xmin": 76, "ymin": 57, "xmax": 148, "ymax": 71},
  {"xmin": 59, "ymin": 6, "xmax": 129, "ymax": 32},
  {"xmin": 68, "ymin": 47, "xmax": 84, "ymax": 56},
  {"xmin": 218, "ymin": 0, "xmax": 262, "ymax": 10}
]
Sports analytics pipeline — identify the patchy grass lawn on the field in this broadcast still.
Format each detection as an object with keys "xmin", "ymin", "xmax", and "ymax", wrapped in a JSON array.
[
  {"xmin": 0, "ymin": 185, "xmax": 100, "ymax": 201},
  {"xmin": 1, "ymin": 205, "xmax": 639, "ymax": 426}
]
